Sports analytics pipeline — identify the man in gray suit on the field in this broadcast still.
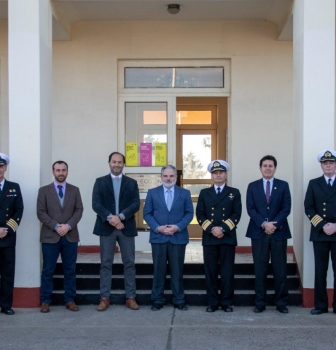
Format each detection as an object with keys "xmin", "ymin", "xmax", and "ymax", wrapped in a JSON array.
[
  {"xmin": 37, "ymin": 161, "xmax": 83, "ymax": 313},
  {"xmin": 93, "ymin": 152, "xmax": 140, "ymax": 311}
]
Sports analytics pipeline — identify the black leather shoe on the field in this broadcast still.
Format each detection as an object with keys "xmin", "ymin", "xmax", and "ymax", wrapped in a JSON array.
[
  {"xmin": 276, "ymin": 306, "xmax": 288, "ymax": 314},
  {"xmin": 311, "ymin": 308, "xmax": 328, "ymax": 315},
  {"xmin": 206, "ymin": 305, "xmax": 218, "ymax": 313},
  {"xmin": 222, "ymin": 305, "xmax": 233, "ymax": 312},
  {"xmin": 174, "ymin": 304, "xmax": 188, "ymax": 311},
  {"xmin": 1, "ymin": 308, "xmax": 15, "ymax": 315},
  {"xmin": 151, "ymin": 304, "xmax": 163, "ymax": 311},
  {"xmin": 253, "ymin": 306, "xmax": 266, "ymax": 313}
]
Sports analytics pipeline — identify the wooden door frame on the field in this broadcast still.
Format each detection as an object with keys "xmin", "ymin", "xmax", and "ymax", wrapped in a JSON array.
[{"xmin": 176, "ymin": 97, "xmax": 228, "ymax": 239}]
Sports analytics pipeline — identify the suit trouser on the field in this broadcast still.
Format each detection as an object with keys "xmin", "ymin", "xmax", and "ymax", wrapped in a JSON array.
[
  {"xmin": 100, "ymin": 230, "xmax": 136, "ymax": 299},
  {"xmin": 203, "ymin": 244, "xmax": 235, "ymax": 307},
  {"xmin": 313, "ymin": 241, "xmax": 336, "ymax": 310},
  {"xmin": 0, "ymin": 247, "xmax": 15, "ymax": 309},
  {"xmin": 251, "ymin": 235, "xmax": 288, "ymax": 307},
  {"xmin": 151, "ymin": 242, "xmax": 186, "ymax": 306},
  {"xmin": 41, "ymin": 236, "xmax": 78, "ymax": 304}
]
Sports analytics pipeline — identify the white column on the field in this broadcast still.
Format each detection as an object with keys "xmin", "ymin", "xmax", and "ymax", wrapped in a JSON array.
[
  {"xmin": 293, "ymin": 0, "xmax": 335, "ymax": 305},
  {"xmin": 8, "ymin": 0, "xmax": 52, "ymax": 306}
]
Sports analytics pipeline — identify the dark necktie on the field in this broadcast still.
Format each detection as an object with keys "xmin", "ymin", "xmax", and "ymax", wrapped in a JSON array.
[
  {"xmin": 217, "ymin": 187, "xmax": 221, "ymax": 195},
  {"xmin": 57, "ymin": 185, "xmax": 64, "ymax": 199},
  {"xmin": 328, "ymin": 178, "xmax": 332, "ymax": 188},
  {"xmin": 266, "ymin": 181, "xmax": 270, "ymax": 203},
  {"xmin": 0, "ymin": 183, "xmax": 2, "ymax": 191}
]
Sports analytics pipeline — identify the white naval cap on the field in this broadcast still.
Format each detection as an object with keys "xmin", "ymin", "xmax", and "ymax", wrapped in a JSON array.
[
  {"xmin": 317, "ymin": 150, "xmax": 336, "ymax": 163},
  {"xmin": 0, "ymin": 153, "xmax": 10, "ymax": 166},
  {"xmin": 207, "ymin": 160, "xmax": 230, "ymax": 173}
]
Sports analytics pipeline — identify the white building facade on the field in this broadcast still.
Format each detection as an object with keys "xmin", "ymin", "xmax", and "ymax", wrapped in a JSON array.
[{"xmin": 0, "ymin": 0, "xmax": 334, "ymax": 307}]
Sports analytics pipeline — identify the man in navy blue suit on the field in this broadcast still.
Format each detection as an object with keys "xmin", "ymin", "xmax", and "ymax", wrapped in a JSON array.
[
  {"xmin": 143, "ymin": 165, "xmax": 193, "ymax": 311},
  {"xmin": 246, "ymin": 155, "xmax": 291, "ymax": 314}
]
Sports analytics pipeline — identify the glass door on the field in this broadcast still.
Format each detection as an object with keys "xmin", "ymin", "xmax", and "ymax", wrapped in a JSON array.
[{"xmin": 176, "ymin": 106, "xmax": 218, "ymax": 239}]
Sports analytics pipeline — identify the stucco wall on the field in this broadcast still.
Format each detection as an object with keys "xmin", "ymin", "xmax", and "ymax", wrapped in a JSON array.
[
  {"xmin": 1, "ymin": 19, "xmax": 293, "ymax": 247},
  {"xmin": 0, "ymin": 20, "xmax": 8, "ymax": 154}
]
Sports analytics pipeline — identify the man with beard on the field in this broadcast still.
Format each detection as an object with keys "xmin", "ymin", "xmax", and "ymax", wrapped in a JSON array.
[
  {"xmin": 196, "ymin": 160, "xmax": 242, "ymax": 313},
  {"xmin": 93, "ymin": 152, "xmax": 140, "ymax": 311},
  {"xmin": 37, "ymin": 161, "xmax": 83, "ymax": 313},
  {"xmin": 143, "ymin": 165, "xmax": 193, "ymax": 311},
  {"xmin": 0, "ymin": 153, "xmax": 24, "ymax": 315}
]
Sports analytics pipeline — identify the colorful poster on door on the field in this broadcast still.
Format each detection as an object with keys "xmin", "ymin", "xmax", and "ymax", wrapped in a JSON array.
[
  {"xmin": 155, "ymin": 143, "xmax": 167, "ymax": 166},
  {"xmin": 125, "ymin": 142, "xmax": 138, "ymax": 166},
  {"xmin": 140, "ymin": 143, "xmax": 152, "ymax": 166}
]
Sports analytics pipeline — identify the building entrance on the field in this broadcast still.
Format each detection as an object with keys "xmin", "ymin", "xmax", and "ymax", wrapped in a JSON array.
[{"xmin": 176, "ymin": 97, "xmax": 228, "ymax": 239}]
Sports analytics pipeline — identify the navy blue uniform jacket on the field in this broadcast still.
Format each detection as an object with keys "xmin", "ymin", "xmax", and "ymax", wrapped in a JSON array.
[
  {"xmin": 304, "ymin": 175, "xmax": 336, "ymax": 242},
  {"xmin": 246, "ymin": 178, "xmax": 291, "ymax": 240},
  {"xmin": 0, "ymin": 180, "xmax": 24, "ymax": 247},
  {"xmin": 196, "ymin": 185, "xmax": 242, "ymax": 246},
  {"xmin": 92, "ymin": 174, "xmax": 140, "ymax": 237},
  {"xmin": 143, "ymin": 185, "xmax": 193, "ymax": 245}
]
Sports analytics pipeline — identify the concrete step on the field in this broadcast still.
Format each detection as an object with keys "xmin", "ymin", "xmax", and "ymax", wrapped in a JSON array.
[
  {"xmin": 51, "ymin": 289, "xmax": 302, "ymax": 307},
  {"xmin": 53, "ymin": 274, "xmax": 300, "ymax": 291},
  {"xmin": 55, "ymin": 262, "xmax": 299, "ymax": 276}
]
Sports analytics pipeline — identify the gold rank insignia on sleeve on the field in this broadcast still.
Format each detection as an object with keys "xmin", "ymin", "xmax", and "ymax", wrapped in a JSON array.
[
  {"xmin": 224, "ymin": 219, "xmax": 235, "ymax": 230},
  {"xmin": 6, "ymin": 218, "xmax": 18, "ymax": 232},
  {"xmin": 202, "ymin": 220, "xmax": 212, "ymax": 231},
  {"xmin": 311, "ymin": 215, "xmax": 323, "ymax": 227}
]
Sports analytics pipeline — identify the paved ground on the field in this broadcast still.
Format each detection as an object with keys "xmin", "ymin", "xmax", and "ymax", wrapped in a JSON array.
[{"xmin": 1, "ymin": 305, "xmax": 335, "ymax": 350}]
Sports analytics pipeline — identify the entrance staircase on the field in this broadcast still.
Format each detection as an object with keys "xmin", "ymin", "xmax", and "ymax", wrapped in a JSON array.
[{"xmin": 52, "ymin": 247, "xmax": 302, "ymax": 306}]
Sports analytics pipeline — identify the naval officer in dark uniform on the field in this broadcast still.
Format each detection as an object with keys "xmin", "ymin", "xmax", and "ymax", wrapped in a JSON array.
[
  {"xmin": 0, "ymin": 153, "xmax": 24, "ymax": 315},
  {"xmin": 304, "ymin": 149, "xmax": 336, "ymax": 315},
  {"xmin": 196, "ymin": 160, "xmax": 242, "ymax": 312}
]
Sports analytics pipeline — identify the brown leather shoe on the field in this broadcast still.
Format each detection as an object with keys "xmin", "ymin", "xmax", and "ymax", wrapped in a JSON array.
[
  {"xmin": 40, "ymin": 303, "xmax": 50, "ymax": 313},
  {"xmin": 97, "ymin": 298, "xmax": 110, "ymax": 311},
  {"xmin": 65, "ymin": 301, "xmax": 79, "ymax": 312},
  {"xmin": 126, "ymin": 297, "xmax": 139, "ymax": 310}
]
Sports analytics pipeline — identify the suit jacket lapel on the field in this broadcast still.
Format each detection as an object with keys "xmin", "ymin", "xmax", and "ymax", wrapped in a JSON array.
[
  {"xmin": 257, "ymin": 179, "xmax": 268, "ymax": 205},
  {"xmin": 48, "ymin": 183, "xmax": 63, "ymax": 209},
  {"xmin": 208, "ymin": 185, "xmax": 219, "ymax": 203},
  {"xmin": 268, "ymin": 179, "xmax": 278, "ymax": 205},
  {"xmin": 210, "ymin": 185, "xmax": 228, "ymax": 205},
  {"xmin": 63, "ymin": 184, "xmax": 73, "ymax": 208},
  {"xmin": 317, "ymin": 176, "xmax": 331, "ymax": 196},
  {"xmin": 171, "ymin": 185, "xmax": 181, "ymax": 210},
  {"xmin": 119, "ymin": 174, "xmax": 129, "ymax": 198},
  {"xmin": 324, "ymin": 176, "xmax": 336, "ymax": 199},
  {"xmin": 221, "ymin": 185, "xmax": 232, "ymax": 202},
  {"xmin": 0, "ymin": 180, "xmax": 8, "ymax": 204},
  {"xmin": 158, "ymin": 185, "xmax": 168, "ymax": 210},
  {"xmin": 105, "ymin": 174, "xmax": 114, "ymax": 197}
]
